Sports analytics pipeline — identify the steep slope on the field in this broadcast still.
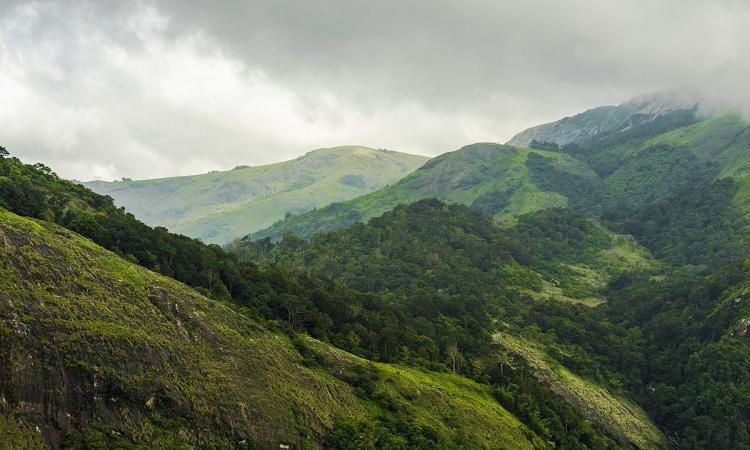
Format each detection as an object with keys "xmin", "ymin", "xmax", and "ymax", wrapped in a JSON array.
[
  {"xmin": 0, "ymin": 208, "xmax": 542, "ymax": 449},
  {"xmin": 246, "ymin": 143, "xmax": 600, "ymax": 241},
  {"xmin": 506, "ymin": 91, "xmax": 700, "ymax": 147},
  {"xmin": 233, "ymin": 200, "xmax": 664, "ymax": 448},
  {"xmin": 493, "ymin": 333, "xmax": 664, "ymax": 450},
  {"xmin": 505, "ymin": 95, "xmax": 750, "ymax": 271},
  {"xmin": 601, "ymin": 260, "xmax": 750, "ymax": 449},
  {"xmin": 84, "ymin": 146, "xmax": 427, "ymax": 244}
]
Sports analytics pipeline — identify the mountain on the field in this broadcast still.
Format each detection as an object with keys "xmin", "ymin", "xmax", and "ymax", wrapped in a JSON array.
[
  {"xmin": 232, "ymin": 199, "xmax": 665, "ymax": 448},
  {"xmin": 246, "ymin": 93, "xmax": 750, "ymax": 273},
  {"xmin": 245, "ymin": 143, "xmax": 600, "ymax": 241},
  {"xmin": 2, "ymin": 149, "xmax": 639, "ymax": 449},
  {"xmin": 0, "ymin": 149, "xmax": 657, "ymax": 449},
  {"xmin": 5, "ymin": 88, "xmax": 750, "ymax": 449},
  {"xmin": 84, "ymin": 146, "xmax": 428, "ymax": 244},
  {"xmin": 506, "ymin": 91, "xmax": 701, "ymax": 148},
  {"xmin": 0, "ymin": 207, "xmax": 543, "ymax": 449}
]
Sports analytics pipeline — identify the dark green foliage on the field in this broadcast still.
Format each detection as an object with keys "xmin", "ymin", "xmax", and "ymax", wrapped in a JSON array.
[
  {"xmin": 249, "ymin": 202, "xmax": 363, "ymax": 242},
  {"xmin": 487, "ymin": 352, "xmax": 619, "ymax": 449},
  {"xmin": 470, "ymin": 188, "xmax": 513, "ymax": 216},
  {"xmin": 529, "ymin": 140, "xmax": 561, "ymax": 151},
  {"xmin": 603, "ymin": 261, "xmax": 750, "ymax": 449},
  {"xmin": 326, "ymin": 416, "xmax": 465, "ymax": 450},
  {"xmin": 525, "ymin": 152, "xmax": 602, "ymax": 209},
  {"xmin": 604, "ymin": 178, "xmax": 748, "ymax": 268},
  {"xmin": 562, "ymin": 109, "xmax": 700, "ymax": 177},
  {"xmin": 595, "ymin": 144, "xmax": 719, "ymax": 211}
]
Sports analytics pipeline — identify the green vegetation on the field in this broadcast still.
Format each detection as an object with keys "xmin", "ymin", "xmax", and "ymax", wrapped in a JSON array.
[
  {"xmin": 603, "ymin": 178, "xmax": 749, "ymax": 268},
  {"xmin": 0, "ymin": 150, "xmax": 645, "ymax": 448},
  {"xmin": 493, "ymin": 333, "xmax": 664, "ymax": 449},
  {"xmin": 236, "ymin": 200, "xmax": 653, "ymax": 303},
  {"xmin": 602, "ymin": 262, "xmax": 750, "ymax": 449},
  {"xmin": 246, "ymin": 143, "xmax": 600, "ymax": 241},
  {"xmin": 235, "ymin": 199, "xmax": 661, "ymax": 447},
  {"xmin": 0, "ymin": 207, "xmax": 543, "ymax": 449},
  {"xmin": 84, "ymin": 146, "xmax": 427, "ymax": 244},
  {"xmin": 4, "ymin": 91, "xmax": 750, "ymax": 450}
]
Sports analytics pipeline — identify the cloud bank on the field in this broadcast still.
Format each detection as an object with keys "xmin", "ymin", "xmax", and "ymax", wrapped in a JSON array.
[{"xmin": 1, "ymin": 0, "xmax": 749, "ymax": 180}]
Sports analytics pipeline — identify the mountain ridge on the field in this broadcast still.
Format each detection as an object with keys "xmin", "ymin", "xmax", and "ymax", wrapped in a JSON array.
[
  {"xmin": 84, "ymin": 146, "xmax": 428, "ymax": 244},
  {"xmin": 243, "ymin": 143, "xmax": 601, "ymax": 242}
]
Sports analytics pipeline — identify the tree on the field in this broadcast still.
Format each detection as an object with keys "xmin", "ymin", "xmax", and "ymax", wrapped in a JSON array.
[
  {"xmin": 0, "ymin": 146, "xmax": 8, "ymax": 157},
  {"xmin": 446, "ymin": 343, "xmax": 463, "ymax": 373}
]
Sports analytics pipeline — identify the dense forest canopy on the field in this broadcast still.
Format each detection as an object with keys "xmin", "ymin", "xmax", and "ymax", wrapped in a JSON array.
[{"xmin": 3, "ymin": 96, "xmax": 750, "ymax": 450}]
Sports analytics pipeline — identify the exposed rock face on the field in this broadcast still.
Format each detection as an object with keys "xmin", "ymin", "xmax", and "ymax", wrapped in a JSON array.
[
  {"xmin": 507, "ymin": 91, "xmax": 701, "ymax": 147},
  {"xmin": 0, "ymin": 210, "xmax": 366, "ymax": 449}
]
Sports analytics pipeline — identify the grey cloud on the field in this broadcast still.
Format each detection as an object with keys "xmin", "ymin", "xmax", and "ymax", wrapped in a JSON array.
[{"xmin": 1, "ymin": 0, "xmax": 749, "ymax": 180}]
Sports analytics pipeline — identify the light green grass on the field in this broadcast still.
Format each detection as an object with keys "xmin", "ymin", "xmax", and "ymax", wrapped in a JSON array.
[
  {"xmin": 0, "ymin": 208, "xmax": 541, "ymax": 449},
  {"xmin": 493, "ymin": 333, "xmax": 666, "ymax": 450},
  {"xmin": 250, "ymin": 143, "xmax": 599, "ymax": 241},
  {"xmin": 84, "ymin": 146, "xmax": 428, "ymax": 244}
]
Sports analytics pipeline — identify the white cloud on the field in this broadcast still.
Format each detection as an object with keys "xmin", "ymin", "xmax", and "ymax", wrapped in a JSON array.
[{"xmin": 1, "ymin": 0, "xmax": 749, "ymax": 180}]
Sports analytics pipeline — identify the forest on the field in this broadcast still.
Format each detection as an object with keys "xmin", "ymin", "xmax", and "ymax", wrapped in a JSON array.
[{"xmin": 3, "ymin": 130, "xmax": 750, "ymax": 449}]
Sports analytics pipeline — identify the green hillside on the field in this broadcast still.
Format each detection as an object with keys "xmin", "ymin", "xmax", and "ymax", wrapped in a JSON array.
[
  {"xmin": 0, "ymin": 207, "xmax": 544, "ymax": 449},
  {"xmin": 231, "ymin": 200, "xmax": 665, "ymax": 447},
  {"xmin": 246, "ymin": 143, "xmax": 600, "ymax": 241},
  {"xmin": 236, "ymin": 200, "xmax": 654, "ymax": 305},
  {"xmin": 247, "ymin": 101, "xmax": 750, "ymax": 276},
  {"xmin": 0, "ymin": 151, "xmax": 656, "ymax": 448},
  {"xmin": 5, "ymin": 90, "xmax": 750, "ymax": 449},
  {"xmin": 2, "ymin": 148, "xmax": 634, "ymax": 449},
  {"xmin": 84, "ymin": 146, "xmax": 427, "ymax": 244}
]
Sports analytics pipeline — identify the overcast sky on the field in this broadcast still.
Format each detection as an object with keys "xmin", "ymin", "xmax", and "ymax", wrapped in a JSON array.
[{"xmin": 1, "ymin": 0, "xmax": 749, "ymax": 181}]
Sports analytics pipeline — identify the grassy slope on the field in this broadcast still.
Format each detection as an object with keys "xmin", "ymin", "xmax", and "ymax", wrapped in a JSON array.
[
  {"xmin": 84, "ymin": 146, "xmax": 427, "ymax": 244},
  {"xmin": 248, "ymin": 143, "xmax": 599, "ymax": 241},
  {"xmin": 603, "ymin": 113, "xmax": 750, "ymax": 216},
  {"xmin": 0, "ymin": 208, "xmax": 539, "ymax": 449},
  {"xmin": 303, "ymin": 337, "xmax": 543, "ymax": 450},
  {"xmin": 493, "ymin": 334, "xmax": 665, "ymax": 450},
  {"xmin": 524, "ymin": 230, "xmax": 656, "ymax": 306}
]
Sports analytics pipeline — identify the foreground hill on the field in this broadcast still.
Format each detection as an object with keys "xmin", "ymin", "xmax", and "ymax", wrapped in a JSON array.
[
  {"xmin": 0, "ymin": 208, "xmax": 543, "ymax": 449},
  {"xmin": 0, "ymin": 150, "xmax": 658, "ymax": 448},
  {"xmin": 246, "ymin": 143, "xmax": 600, "ymax": 241},
  {"xmin": 84, "ymin": 146, "xmax": 427, "ymax": 244}
]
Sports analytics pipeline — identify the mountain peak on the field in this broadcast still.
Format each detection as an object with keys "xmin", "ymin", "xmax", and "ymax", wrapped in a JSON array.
[{"xmin": 507, "ymin": 90, "xmax": 701, "ymax": 147}]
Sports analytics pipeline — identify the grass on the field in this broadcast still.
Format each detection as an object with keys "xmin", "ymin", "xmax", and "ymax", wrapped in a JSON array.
[
  {"xmin": 493, "ymin": 333, "xmax": 666, "ymax": 450},
  {"xmin": 302, "ymin": 337, "xmax": 545, "ymax": 450},
  {"xmin": 0, "ymin": 414, "xmax": 47, "ymax": 450},
  {"xmin": 0, "ymin": 208, "xmax": 541, "ymax": 449},
  {"xmin": 84, "ymin": 146, "xmax": 428, "ymax": 244},
  {"xmin": 250, "ymin": 143, "xmax": 600, "ymax": 241}
]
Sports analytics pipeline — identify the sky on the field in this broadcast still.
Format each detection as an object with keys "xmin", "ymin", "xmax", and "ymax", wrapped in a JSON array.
[{"xmin": 1, "ymin": 0, "xmax": 749, "ymax": 181}]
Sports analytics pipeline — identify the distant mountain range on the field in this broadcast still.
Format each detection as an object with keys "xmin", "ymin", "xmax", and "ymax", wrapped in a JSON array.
[
  {"xmin": 84, "ymin": 146, "xmax": 427, "ymax": 244},
  {"xmin": 242, "ymin": 92, "xmax": 750, "ymax": 255},
  {"xmin": 243, "ymin": 142, "xmax": 600, "ymax": 241}
]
